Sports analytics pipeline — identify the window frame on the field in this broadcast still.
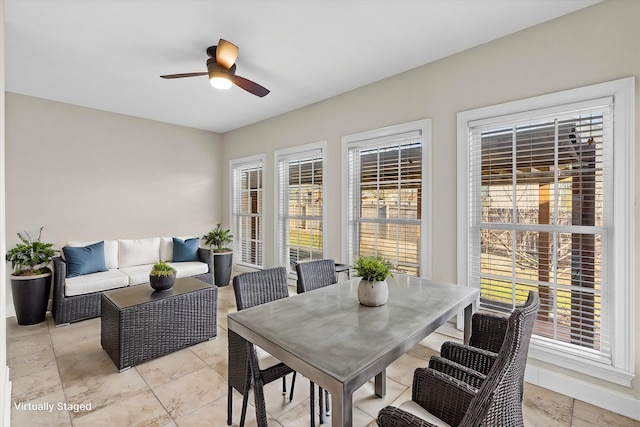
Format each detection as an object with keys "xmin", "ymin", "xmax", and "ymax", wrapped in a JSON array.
[
  {"xmin": 230, "ymin": 154, "xmax": 266, "ymax": 270},
  {"xmin": 342, "ymin": 119, "xmax": 432, "ymax": 278},
  {"xmin": 274, "ymin": 141, "xmax": 327, "ymax": 276},
  {"xmin": 457, "ymin": 77, "xmax": 635, "ymax": 386}
]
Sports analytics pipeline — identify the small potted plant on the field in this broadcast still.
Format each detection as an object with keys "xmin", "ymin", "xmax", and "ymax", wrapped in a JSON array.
[
  {"xmin": 203, "ymin": 223, "xmax": 233, "ymax": 286},
  {"xmin": 149, "ymin": 261, "xmax": 177, "ymax": 291},
  {"xmin": 6, "ymin": 227, "xmax": 57, "ymax": 325},
  {"xmin": 353, "ymin": 255, "xmax": 393, "ymax": 307}
]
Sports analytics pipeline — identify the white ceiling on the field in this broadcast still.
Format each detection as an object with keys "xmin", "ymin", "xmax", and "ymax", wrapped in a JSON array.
[{"xmin": 4, "ymin": 0, "xmax": 599, "ymax": 133}]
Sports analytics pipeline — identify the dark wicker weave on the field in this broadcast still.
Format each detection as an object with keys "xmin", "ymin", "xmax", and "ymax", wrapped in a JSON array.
[
  {"xmin": 228, "ymin": 267, "xmax": 297, "ymax": 427},
  {"xmin": 377, "ymin": 405, "xmax": 448, "ymax": 427},
  {"xmin": 377, "ymin": 291, "xmax": 540, "ymax": 427},
  {"xmin": 52, "ymin": 248, "xmax": 213, "ymax": 325},
  {"xmin": 295, "ymin": 259, "xmax": 337, "ymax": 424},
  {"xmin": 100, "ymin": 278, "xmax": 217, "ymax": 371},
  {"xmin": 437, "ymin": 311, "xmax": 509, "ymax": 378},
  {"xmin": 295, "ymin": 259, "xmax": 337, "ymax": 294},
  {"xmin": 427, "ymin": 357, "xmax": 486, "ymax": 390},
  {"xmin": 469, "ymin": 311, "xmax": 510, "ymax": 353},
  {"xmin": 232, "ymin": 267, "xmax": 290, "ymax": 310}
]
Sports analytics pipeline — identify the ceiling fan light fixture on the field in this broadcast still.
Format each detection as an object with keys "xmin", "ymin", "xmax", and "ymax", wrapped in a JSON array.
[
  {"xmin": 210, "ymin": 75, "xmax": 232, "ymax": 90},
  {"xmin": 208, "ymin": 61, "xmax": 234, "ymax": 90}
]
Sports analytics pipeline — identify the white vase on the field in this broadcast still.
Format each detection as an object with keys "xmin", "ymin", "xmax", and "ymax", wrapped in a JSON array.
[{"xmin": 357, "ymin": 279, "xmax": 389, "ymax": 307}]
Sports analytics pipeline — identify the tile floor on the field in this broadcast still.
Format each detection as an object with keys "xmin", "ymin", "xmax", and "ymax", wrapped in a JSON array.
[{"xmin": 6, "ymin": 284, "xmax": 639, "ymax": 427}]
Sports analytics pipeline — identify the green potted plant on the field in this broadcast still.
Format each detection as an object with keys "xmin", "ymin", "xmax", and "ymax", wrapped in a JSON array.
[
  {"xmin": 203, "ymin": 223, "xmax": 234, "ymax": 286},
  {"xmin": 353, "ymin": 255, "xmax": 394, "ymax": 307},
  {"xmin": 149, "ymin": 261, "xmax": 177, "ymax": 291},
  {"xmin": 6, "ymin": 227, "xmax": 57, "ymax": 325}
]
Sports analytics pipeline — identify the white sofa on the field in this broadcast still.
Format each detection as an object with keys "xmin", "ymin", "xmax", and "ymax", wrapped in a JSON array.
[{"xmin": 52, "ymin": 236, "xmax": 214, "ymax": 325}]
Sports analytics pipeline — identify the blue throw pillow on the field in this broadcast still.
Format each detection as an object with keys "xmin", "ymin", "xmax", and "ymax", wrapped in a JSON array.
[
  {"xmin": 172, "ymin": 237, "xmax": 200, "ymax": 262},
  {"xmin": 62, "ymin": 241, "xmax": 108, "ymax": 278}
]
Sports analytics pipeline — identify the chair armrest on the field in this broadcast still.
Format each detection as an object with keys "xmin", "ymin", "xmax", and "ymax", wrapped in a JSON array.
[
  {"xmin": 469, "ymin": 312, "xmax": 509, "ymax": 353},
  {"xmin": 428, "ymin": 356, "xmax": 486, "ymax": 389},
  {"xmin": 412, "ymin": 367, "xmax": 477, "ymax": 427},
  {"xmin": 377, "ymin": 406, "xmax": 439, "ymax": 427},
  {"xmin": 198, "ymin": 247, "xmax": 213, "ymax": 273},
  {"xmin": 52, "ymin": 257, "xmax": 67, "ymax": 299},
  {"xmin": 440, "ymin": 341, "xmax": 498, "ymax": 375}
]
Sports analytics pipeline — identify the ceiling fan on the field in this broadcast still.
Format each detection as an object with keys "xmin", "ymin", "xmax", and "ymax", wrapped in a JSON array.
[{"xmin": 160, "ymin": 39, "xmax": 269, "ymax": 97}]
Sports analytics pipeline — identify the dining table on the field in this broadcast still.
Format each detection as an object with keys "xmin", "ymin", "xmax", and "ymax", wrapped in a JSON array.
[{"xmin": 227, "ymin": 274, "xmax": 479, "ymax": 427}]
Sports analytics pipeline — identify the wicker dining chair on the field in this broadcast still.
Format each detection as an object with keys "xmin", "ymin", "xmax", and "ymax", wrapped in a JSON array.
[
  {"xmin": 296, "ymin": 259, "xmax": 337, "ymax": 294},
  {"xmin": 433, "ymin": 292, "xmax": 537, "ymax": 397},
  {"xmin": 227, "ymin": 267, "xmax": 297, "ymax": 427},
  {"xmin": 377, "ymin": 291, "xmax": 540, "ymax": 427},
  {"xmin": 295, "ymin": 259, "xmax": 338, "ymax": 424}
]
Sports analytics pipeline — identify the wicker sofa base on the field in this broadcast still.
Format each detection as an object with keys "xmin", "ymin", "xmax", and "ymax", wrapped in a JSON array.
[
  {"xmin": 52, "ymin": 271, "xmax": 213, "ymax": 325},
  {"xmin": 101, "ymin": 277, "xmax": 217, "ymax": 371},
  {"xmin": 52, "ymin": 248, "xmax": 214, "ymax": 325}
]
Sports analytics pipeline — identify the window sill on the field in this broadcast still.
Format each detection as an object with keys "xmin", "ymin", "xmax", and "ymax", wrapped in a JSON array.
[{"xmin": 529, "ymin": 339, "xmax": 635, "ymax": 387}]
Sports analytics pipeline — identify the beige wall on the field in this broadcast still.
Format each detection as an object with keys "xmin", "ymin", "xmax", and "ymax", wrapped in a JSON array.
[
  {"xmin": 221, "ymin": 0, "xmax": 639, "ymax": 414},
  {"xmin": 4, "ymin": 93, "xmax": 223, "ymax": 310},
  {"xmin": 5, "ymin": 93, "xmax": 223, "ymax": 245}
]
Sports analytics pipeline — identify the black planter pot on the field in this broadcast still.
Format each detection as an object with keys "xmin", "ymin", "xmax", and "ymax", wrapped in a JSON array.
[
  {"xmin": 11, "ymin": 271, "xmax": 52, "ymax": 326},
  {"xmin": 213, "ymin": 251, "xmax": 233, "ymax": 286},
  {"xmin": 149, "ymin": 274, "xmax": 176, "ymax": 292}
]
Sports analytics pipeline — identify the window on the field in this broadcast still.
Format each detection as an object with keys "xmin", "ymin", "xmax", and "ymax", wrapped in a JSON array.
[
  {"xmin": 457, "ymin": 78, "xmax": 635, "ymax": 385},
  {"xmin": 275, "ymin": 142, "xmax": 326, "ymax": 275},
  {"xmin": 230, "ymin": 155, "xmax": 265, "ymax": 269},
  {"xmin": 343, "ymin": 120, "xmax": 431, "ymax": 277}
]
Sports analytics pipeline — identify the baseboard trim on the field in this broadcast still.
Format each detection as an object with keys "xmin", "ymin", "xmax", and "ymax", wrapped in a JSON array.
[
  {"xmin": 525, "ymin": 364, "xmax": 640, "ymax": 421},
  {"xmin": 5, "ymin": 304, "xmax": 14, "ymax": 319}
]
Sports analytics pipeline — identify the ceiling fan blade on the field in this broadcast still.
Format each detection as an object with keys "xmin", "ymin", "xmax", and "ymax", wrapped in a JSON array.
[
  {"xmin": 233, "ymin": 75, "xmax": 270, "ymax": 97},
  {"xmin": 160, "ymin": 72, "xmax": 208, "ymax": 79},
  {"xmin": 216, "ymin": 39, "xmax": 239, "ymax": 69}
]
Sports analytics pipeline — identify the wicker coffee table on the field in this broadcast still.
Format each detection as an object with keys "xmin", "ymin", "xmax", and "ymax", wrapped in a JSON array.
[{"xmin": 101, "ymin": 277, "xmax": 217, "ymax": 371}]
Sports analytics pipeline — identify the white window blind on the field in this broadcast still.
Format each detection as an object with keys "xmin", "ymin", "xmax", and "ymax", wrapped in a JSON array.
[
  {"xmin": 231, "ymin": 157, "xmax": 263, "ymax": 268},
  {"xmin": 275, "ymin": 144, "xmax": 325, "ymax": 274},
  {"xmin": 469, "ymin": 99, "xmax": 612, "ymax": 355},
  {"xmin": 346, "ymin": 130, "xmax": 423, "ymax": 276},
  {"xmin": 458, "ymin": 78, "xmax": 635, "ymax": 384}
]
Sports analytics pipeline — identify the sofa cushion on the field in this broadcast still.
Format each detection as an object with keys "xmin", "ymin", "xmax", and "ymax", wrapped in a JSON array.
[
  {"xmin": 64, "ymin": 269, "xmax": 129, "ymax": 296},
  {"xmin": 168, "ymin": 261, "xmax": 209, "ymax": 278},
  {"xmin": 160, "ymin": 236, "xmax": 197, "ymax": 262},
  {"xmin": 160, "ymin": 237, "xmax": 173, "ymax": 262},
  {"xmin": 62, "ymin": 242, "xmax": 108, "ymax": 278},
  {"xmin": 63, "ymin": 240, "xmax": 119, "ymax": 269},
  {"xmin": 172, "ymin": 237, "xmax": 200, "ymax": 262},
  {"xmin": 119, "ymin": 238, "xmax": 160, "ymax": 268},
  {"xmin": 119, "ymin": 264, "xmax": 155, "ymax": 286}
]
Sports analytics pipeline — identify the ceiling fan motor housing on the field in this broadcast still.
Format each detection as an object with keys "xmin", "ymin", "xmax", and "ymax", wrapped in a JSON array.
[{"xmin": 207, "ymin": 58, "xmax": 236, "ymax": 80}]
